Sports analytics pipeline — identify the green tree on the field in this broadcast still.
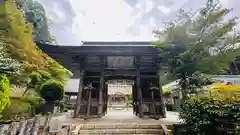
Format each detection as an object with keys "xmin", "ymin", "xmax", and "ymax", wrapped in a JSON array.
[
  {"xmin": 153, "ymin": 0, "xmax": 240, "ymax": 99},
  {"xmin": 0, "ymin": 0, "xmax": 71, "ymax": 86}
]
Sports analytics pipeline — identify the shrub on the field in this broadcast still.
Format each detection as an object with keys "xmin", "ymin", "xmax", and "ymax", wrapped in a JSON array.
[
  {"xmin": 1, "ymin": 98, "xmax": 30, "ymax": 121},
  {"xmin": 180, "ymin": 95, "xmax": 240, "ymax": 134},
  {"xmin": 40, "ymin": 80, "xmax": 64, "ymax": 102},
  {"xmin": 0, "ymin": 74, "xmax": 10, "ymax": 113},
  {"xmin": 1, "ymin": 96, "xmax": 44, "ymax": 121}
]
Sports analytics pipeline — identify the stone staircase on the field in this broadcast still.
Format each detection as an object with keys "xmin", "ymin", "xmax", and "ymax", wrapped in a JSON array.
[{"xmin": 72, "ymin": 123, "xmax": 172, "ymax": 135}]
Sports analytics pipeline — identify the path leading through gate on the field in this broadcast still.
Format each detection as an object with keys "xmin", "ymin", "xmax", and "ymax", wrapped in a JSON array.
[{"xmin": 62, "ymin": 108, "xmax": 181, "ymax": 125}]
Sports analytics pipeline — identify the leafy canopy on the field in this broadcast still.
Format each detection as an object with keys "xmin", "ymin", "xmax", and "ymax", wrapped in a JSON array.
[
  {"xmin": 154, "ymin": 0, "xmax": 240, "ymax": 96},
  {"xmin": 0, "ymin": 0, "xmax": 71, "ymax": 86}
]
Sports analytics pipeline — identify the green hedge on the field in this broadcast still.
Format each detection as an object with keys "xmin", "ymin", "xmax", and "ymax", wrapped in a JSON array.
[{"xmin": 180, "ymin": 95, "xmax": 240, "ymax": 134}]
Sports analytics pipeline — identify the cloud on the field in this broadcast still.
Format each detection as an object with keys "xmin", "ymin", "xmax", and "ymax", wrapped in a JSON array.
[
  {"xmin": 37, "ymin": 0, "xmax": 240, "ymax": 44},
  {"xmin": 158, "ymin": 6, "xmax": 171, "ymax": 14},
  {"xmin": 69, "ymin": 0, "xmax": 136, "ymax": 41}
]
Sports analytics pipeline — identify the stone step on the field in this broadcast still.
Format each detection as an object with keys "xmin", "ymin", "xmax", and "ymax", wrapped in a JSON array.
[
  {"xmin": 78, "ymin": 123, "xmax": 163, "ymax": 129},
  {"xmin": 78, "ymin": 129, "xmax": 164, "ymax": 134}
]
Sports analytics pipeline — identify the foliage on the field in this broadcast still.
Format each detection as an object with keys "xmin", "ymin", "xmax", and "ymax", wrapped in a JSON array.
[
  {"xmin": 0, "ymin": 0, "xmax": 71, "ymax": 86},
  {"xmin": 180, "ymin": 94, "xmax": 240, "ymax": 134},
  {"xmin": 153, "ymin": 0, "xmax": 240, "ymax": 98},
  {"xmin": 0, "ymin": 41, "xmax": 22, "ymax": 76},
  {"xmin": 23, "ymin": 69, "xmax": 70, "ymax": 95},
  {"xmin": 22, "ymin": 71, "xmax": 45, "ymax": 95},
  {"xmin": 1, "ymin": 95, "xmax": 44, "ymax": 121},
  {"xmin": 1, "ymin": 98, "xmax": 30, "ymax": 121},
  {"xmin": 159, "ymin": 70, "xmax": 175, "ymax": 85},
  {"xmin": 40, "ymin": 79, "xmax": 64, "ymax": 102},
  {"xmin": 0, "ymin": 74, "xmax": 10, "ymax": 113},
  {"xmin": 27, "ymin": 72, "xmax": 42, "ymax": 89}
]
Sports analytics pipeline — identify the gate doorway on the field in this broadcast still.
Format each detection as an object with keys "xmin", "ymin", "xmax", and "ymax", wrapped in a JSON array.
[{"xmin": 106, "ymin": 79, "xmax": 134, "ymax": 111}]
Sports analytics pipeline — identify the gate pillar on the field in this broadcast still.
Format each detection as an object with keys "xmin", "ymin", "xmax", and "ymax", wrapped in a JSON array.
[
  {"xmin": 73, "ymin": 70, "xmax": 84, "ymax": 117},
  {"xmin": 98, "ymin": 72, "xmax": 104, "ymax": 117}
]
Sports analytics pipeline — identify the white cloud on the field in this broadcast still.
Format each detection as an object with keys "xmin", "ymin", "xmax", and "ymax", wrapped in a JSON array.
[
  {"xmin": 69, "ymin": 0, "xmax": 135, "ymax": 41},
  {"xmin": 158, "ymin": 6, "xmax": 171, "ymax": 14},
  {"xmin": 38, "ymin": 0, "xmax": 240, "ymax": 44},
  {"xmin": 38, "ymin": 0, "xmax": 159, "ymax": 43}
]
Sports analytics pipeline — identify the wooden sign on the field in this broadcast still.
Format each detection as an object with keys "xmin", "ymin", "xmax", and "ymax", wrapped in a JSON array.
[{"xmin": 49, "ymin": 118, "xmax": 62, "ymax": 133}]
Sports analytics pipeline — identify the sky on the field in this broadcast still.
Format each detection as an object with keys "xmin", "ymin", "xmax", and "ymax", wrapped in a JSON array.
[{"xmin": 37, "ymin": 0, "xmax": 240, "ymax": 45}]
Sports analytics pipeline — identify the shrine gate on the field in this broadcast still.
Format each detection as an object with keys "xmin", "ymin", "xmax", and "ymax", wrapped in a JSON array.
[{"xmin": 37, "ymin": 41, "xmax": 166, "ymax": 120}]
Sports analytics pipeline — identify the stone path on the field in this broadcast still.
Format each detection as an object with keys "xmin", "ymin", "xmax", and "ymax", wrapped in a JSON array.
[
  {"xmin": 61, "ymin": 108, "xmax": 182, "ymax": 125},
  {"xmin": 42, "ymin": 108, "xmax": 181, "ymax": 134}
]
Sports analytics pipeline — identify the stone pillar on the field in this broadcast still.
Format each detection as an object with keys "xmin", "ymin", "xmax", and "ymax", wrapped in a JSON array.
[{"xmin": 73, "ymin": 70, "xmax": 84, "ymax": 118}]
